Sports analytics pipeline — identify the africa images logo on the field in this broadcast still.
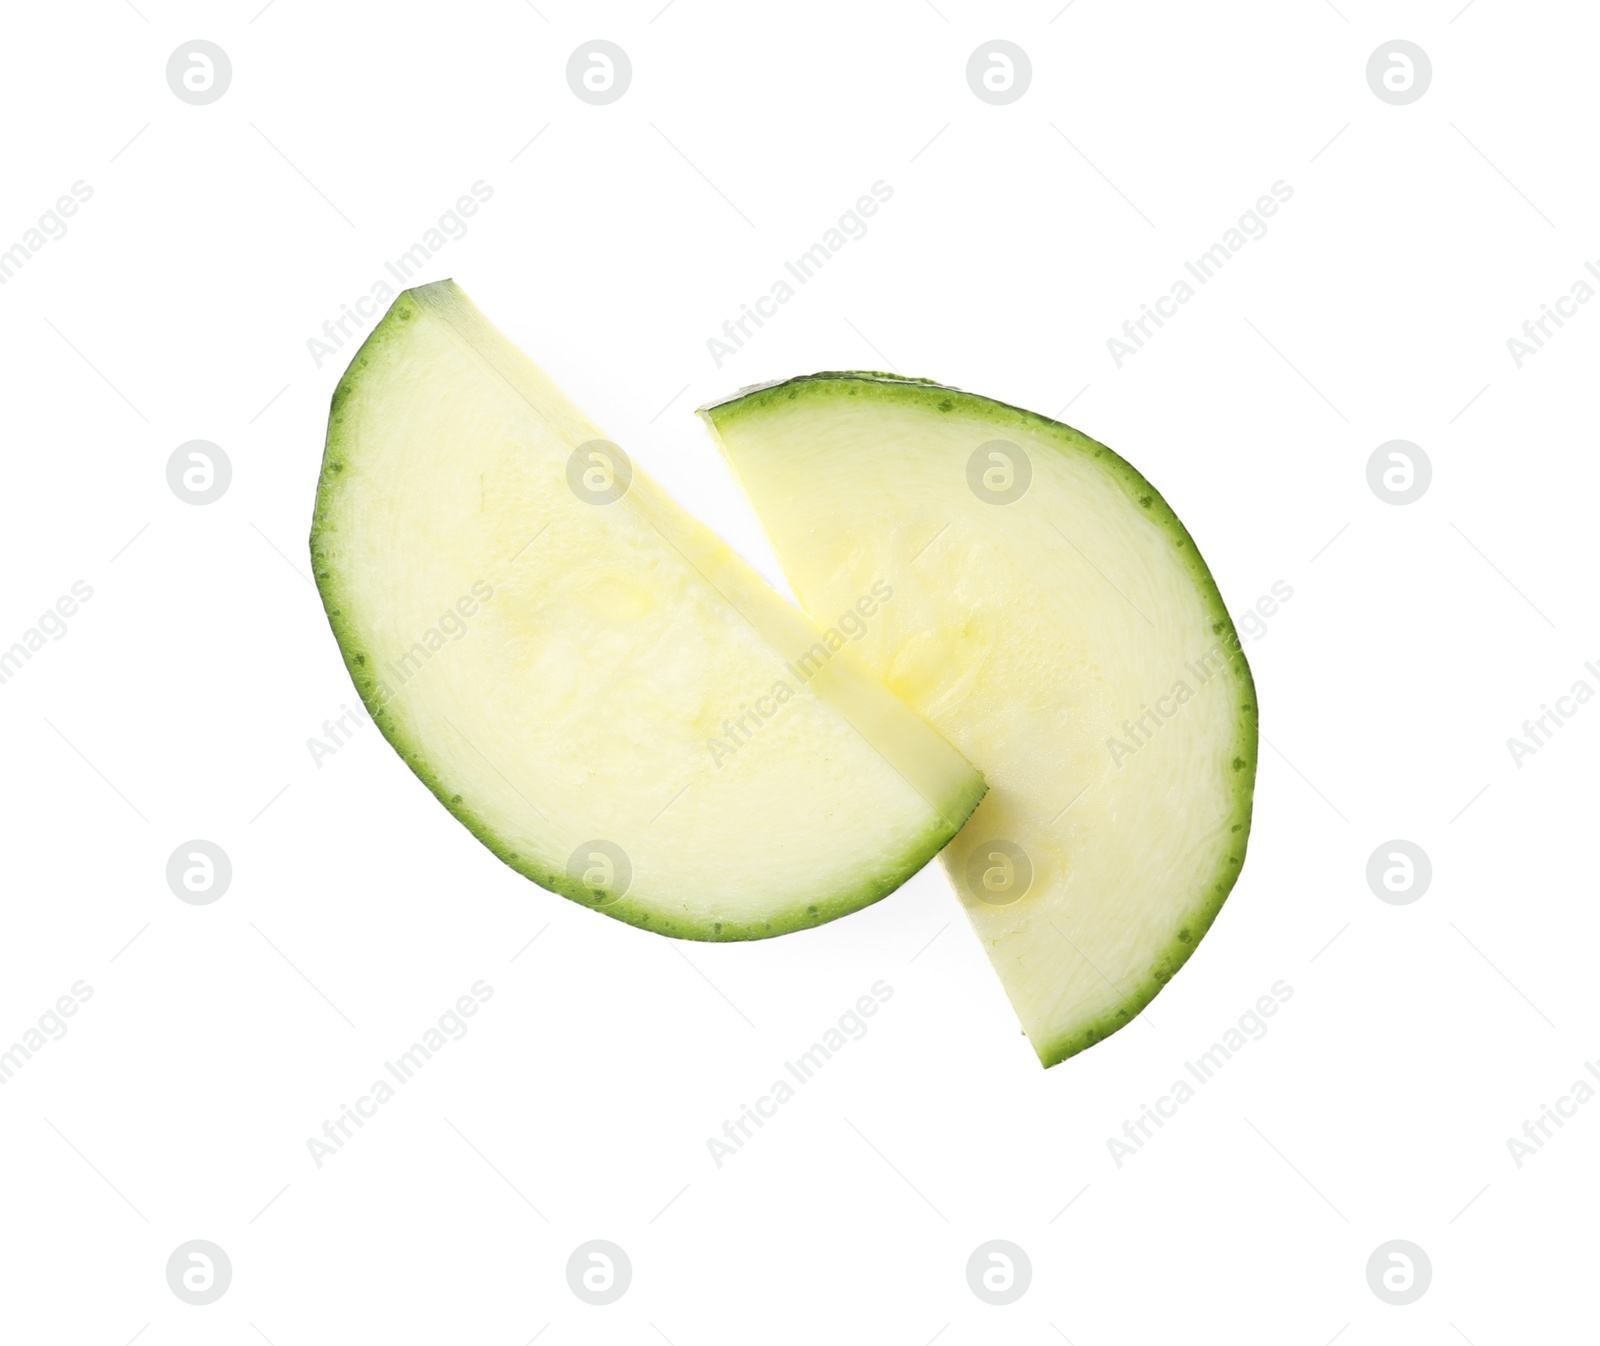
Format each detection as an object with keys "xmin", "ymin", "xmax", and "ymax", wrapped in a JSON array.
[{"xmin": 706, "ymin": 581, "xmax": 894, "ymax": 767}]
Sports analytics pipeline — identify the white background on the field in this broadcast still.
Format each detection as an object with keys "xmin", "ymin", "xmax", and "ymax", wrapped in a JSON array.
[{"xmin": 1, "ymin": 1, "xmax": 1594, "ymax": 1341}]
